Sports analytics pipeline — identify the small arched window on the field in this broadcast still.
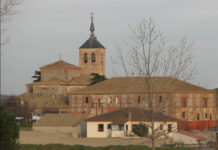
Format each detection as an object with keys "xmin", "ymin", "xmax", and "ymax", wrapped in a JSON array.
[
  {"xmin": 84, "ymin": 53, "xmax": 88, "ymax": 63},
  {"xmin": 91, "ymin": 53, "xmax": 96, "ymax": 62}
]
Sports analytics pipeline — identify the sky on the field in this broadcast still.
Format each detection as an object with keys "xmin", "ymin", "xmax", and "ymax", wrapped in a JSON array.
[{"xmin": 1, "ymin": 0, "xmax": 218, "ymax": 95}]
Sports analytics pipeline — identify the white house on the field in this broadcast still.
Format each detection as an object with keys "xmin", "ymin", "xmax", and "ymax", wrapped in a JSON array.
[{"xmin": 85, "ymin": 108, "xmax": 178, "ymax": 138}]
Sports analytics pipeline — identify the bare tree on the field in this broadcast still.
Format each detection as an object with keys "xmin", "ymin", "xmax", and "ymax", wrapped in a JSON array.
[
  {"xmin": 0, "ymin": 0, "xmax": 20, "ymax": 45},
  {"xmin": 115, "ymin": 17, "xmax": 197, "ymax": 150}
]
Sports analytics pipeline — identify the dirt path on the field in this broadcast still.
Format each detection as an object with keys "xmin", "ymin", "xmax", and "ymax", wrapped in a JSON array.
[{"xmin": 19, "ymin": 130, "xmax": 169, "ymax": 147}]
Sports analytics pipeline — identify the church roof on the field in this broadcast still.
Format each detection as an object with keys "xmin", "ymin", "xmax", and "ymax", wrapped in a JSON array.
[
  {"xmin": 67, "ymin": 75, "xmax": 92, "ymax": 86},
  {"xmin": 40, "ymin": 60, "xmax": 81, "ymax": 70},
  {"xmin": 80, "ymin": 13, "xmax": 105, "ymax": 49},
  {"xmin": 72, "ymin": 77, "xmax": 214, "ymax": 94},
  {"xmin": 79, "ymin": 36, "xmax": 105, "ymax": 49}
]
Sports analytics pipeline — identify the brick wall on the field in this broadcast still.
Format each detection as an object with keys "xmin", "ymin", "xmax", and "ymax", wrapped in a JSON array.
[{"xmin": 69, "ymin": 93, "xmax": 216, "ymax": 121}]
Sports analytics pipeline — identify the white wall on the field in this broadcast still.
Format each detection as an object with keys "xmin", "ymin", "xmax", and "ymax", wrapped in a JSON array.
[
  {"xmin": 125, "ymin": 121, "xmax": 177, "ymax": 138},
  {"xmin": 87, "ymin": 121, "xmax": 177, "ymax": 138},
  {"xmin": 87, "ymin": 122, "xmax": 112, "ymax": 138}
]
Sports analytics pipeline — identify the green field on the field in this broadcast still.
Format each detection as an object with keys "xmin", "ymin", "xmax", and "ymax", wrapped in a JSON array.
[{"xmin": 19, "ymin": 144, "xmax": 190, "ymax": 150}]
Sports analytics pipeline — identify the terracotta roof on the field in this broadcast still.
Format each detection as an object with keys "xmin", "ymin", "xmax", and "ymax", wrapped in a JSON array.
[
  {"xmin": 34, "ymin": 113, "xmax": 88, "ymax": 126},
  {"xmin": 72, "ymin": 77, "xmax": 212, "ymax": 94},
  {"xmin": 177, "ymin": 131, "xmax": 207, "ymax": 141},
  {"xmin": 40, "ymin": 60, "xmax": 81, "ymax": 69},
  {"xmin": 86, "ymin": 108, "xmax": 178, "ymax": 124},
  {"xmin": 67, "ymin": 75, "xmax": 92, "ymax": 86}
]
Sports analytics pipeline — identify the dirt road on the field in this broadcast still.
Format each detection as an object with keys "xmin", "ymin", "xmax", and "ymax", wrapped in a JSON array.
[{"xmin": 19, "ymin": 130, "xmax": 169, "ymax": 147}]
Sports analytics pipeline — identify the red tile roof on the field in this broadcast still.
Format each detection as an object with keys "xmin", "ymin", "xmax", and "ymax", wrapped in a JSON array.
[{"xmin": 40, "ymin": 60, "xmax": 81, "ymax": 70}]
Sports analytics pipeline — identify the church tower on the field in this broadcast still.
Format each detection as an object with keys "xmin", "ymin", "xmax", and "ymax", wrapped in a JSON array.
[{"xmin": 79, "ymin": 14, "xmax": 106, "ymax": 76}]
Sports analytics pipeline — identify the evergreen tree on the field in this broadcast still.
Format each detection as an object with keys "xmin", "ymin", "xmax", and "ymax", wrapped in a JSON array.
[
  {"xmin": 32, "ymin": 70, "xmax": 41, "ymax": 82},
  {"xmin": 0, "ymin": 105, "xmax": 19, "ymax": 150},
  {"xmin": 89, "ymin": 73, "xmax": 107, "ymax": 86}
]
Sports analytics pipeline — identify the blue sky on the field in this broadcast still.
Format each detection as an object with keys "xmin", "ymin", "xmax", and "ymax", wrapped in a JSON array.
[{"xmin": 1, "ymin": 0, "xmax": 218, "ymax": 95}]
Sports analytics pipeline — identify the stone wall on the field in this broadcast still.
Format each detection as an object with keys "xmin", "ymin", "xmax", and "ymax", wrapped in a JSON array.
[
  {"xmin": 69, "ymin": 93, "xmax": 216, "ymax": 121},
  {"xmin": 33, "ymin": 86, "xmax": 67, "ymax": 95},
  {"xmin": 79, "ymin": 48, "xmax": 105, "ymax": 76},
  {"xmin": 41, "ymin": 69, "xmax": 80, "ymax": 81}
]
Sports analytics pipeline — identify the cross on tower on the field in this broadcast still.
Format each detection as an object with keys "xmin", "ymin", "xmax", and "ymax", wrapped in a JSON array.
[
  {"xmin": 90, "ymin": 12, "xmax": 94, "ymax": 20},
  {"xmin": 59, "ymin": 53, "xmax": 62, "ymax": 60}
]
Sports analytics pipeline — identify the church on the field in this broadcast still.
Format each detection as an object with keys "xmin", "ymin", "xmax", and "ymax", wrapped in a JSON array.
[
  {"xmin": 26, "ymin": 15, "xmax": 106, "ymax": 95},
  {"xmin": 22, "ymin": 15, "xmax": 217, "ymax": 130}
]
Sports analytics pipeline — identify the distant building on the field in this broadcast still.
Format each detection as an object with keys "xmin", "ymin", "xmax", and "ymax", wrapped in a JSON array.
[
  {"xmin": 69, "ymin": 77, "xmax": 216, "ymax": 130},
  {"xmin": 85, "ymin": 108, "xmax": 178, "ymax": 138},
  {"xmin": 22, "ymin": 15, "xmax": 216, "ymax": 130},
  {"xmin": 33, "ymin": 113, "xmax": 88, "ymax": 137}
]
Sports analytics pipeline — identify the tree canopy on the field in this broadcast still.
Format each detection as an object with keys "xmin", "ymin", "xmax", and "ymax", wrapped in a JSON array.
[
  {"xmin": 0, "ymin": 105, "xmax": 19, "ymax": 150},
  {"xmin": 89, "ymin": 73, "xmax": 107, "ymax": 86},
  {"xmin": 32, "ymin": 70, "xmax": 41, "ymax": 82}
]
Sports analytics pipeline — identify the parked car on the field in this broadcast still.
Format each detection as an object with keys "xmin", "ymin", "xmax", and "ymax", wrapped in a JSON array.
[{"xmin": 32, "ymin": 114, "xmax": 42, "ymax": 121}]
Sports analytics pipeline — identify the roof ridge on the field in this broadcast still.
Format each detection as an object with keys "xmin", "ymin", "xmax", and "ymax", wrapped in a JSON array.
[{"xmin": 40, "ymin": 60, "xmax": 81, "ymax": 69}]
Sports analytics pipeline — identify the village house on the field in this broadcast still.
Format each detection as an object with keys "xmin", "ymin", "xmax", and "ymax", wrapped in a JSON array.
[
  {"xmin": 33, "ymin": 113, "xmax": 88, "ymax": 137},
  {"xmin": 84, "ymin": 108, "xmax": 178, "ymax": 138}
]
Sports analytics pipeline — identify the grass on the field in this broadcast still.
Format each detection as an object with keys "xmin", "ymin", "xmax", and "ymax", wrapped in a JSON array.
[
  {"xmin": 19, "ymin": 124, "xmax": 32, "ymax": 130},
  {"xmin": 19, "ymin": 144, "xmax": 191, "ymax": 150}
]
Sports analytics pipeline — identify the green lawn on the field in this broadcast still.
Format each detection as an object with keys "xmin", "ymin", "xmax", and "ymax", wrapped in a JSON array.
[
  {"xmin": 19, "ymin": 144, "xmax": 190, "ymax": 150},
  {"xmin": 19, "ymin": 124, "xmax": 32, "ymax": 130}
]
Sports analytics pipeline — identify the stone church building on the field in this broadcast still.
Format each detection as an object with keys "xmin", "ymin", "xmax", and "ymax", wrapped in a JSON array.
[
  {"xmin": 22, "ymin": 16, "xmax": 217, "ymax": 129},
  {"xmin": 26, "ymin": 15, "xmax": 105, "ymax": 96}
]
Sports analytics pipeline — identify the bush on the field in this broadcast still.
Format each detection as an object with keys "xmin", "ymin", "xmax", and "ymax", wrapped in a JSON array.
[
  {"xmin": 132, "ymin": 123, "xmax": 148, "ymax": 137},
  {"xmin": 0, "ymin": 105, "xmax": 19, "ymax": 150}
]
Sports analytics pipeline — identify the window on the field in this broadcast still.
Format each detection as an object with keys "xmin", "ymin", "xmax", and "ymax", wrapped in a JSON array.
[
  {"xmin": 159, "ymin": 96, "xmax": 162, "ymax": 103},
  {"xmin": 85, "ymin": 97, "xmax": 89, "ymax": 104},
  {"xmin": 160, "ymin": 124, "xmax": 163, "ymax": 130},
  {"xmin": 182, "ymin": 112, "xmax": 186, "ymax": 119},
  {"xmin": 119, "ymin": 124, "xmax": 124, "ymax": 130},
  {"xmin": 91, "ymin": 53, "xmax": 96, "ymax": 62},
  {"xmin": 107, "ymin": 124, "xmax": 111, "ymax": 129},
  {"xmin": 197, "ymin": 113, "xmax": 200, "ymax": 120},
  {"xmin": 205, "ymin": 113, "xmax": 208, "ymax": 119},
  {"xmin": 126, "ymin": 125, "xmax": 128, "ymax": 131},
  {"xmin": 168, "ymin": 124, "xmax": 172, "ymax": 132},
  {"xmin": 98, "ymin": 124, "xmax": 104, "ymax": 132},
  {"xmin": 84, "ymin": 53, "xmax": 88, "ymax": 63},
  {"xmin": 137, "ymin": 96, "xmax": 141, "ymax": 103},
  {"xmin": 203, "ymin": 98, "xmax": 207, "ymax": 107},
  {"xmin": 210, "ymin": 114, "xmax": 212, "ymax": 120},
  {"xmin": 182, "ymin": 98, "xmax": 187, "ymax": 107}
]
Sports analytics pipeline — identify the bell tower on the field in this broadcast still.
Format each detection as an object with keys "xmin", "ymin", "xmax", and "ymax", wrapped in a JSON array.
[{"xmin": 79, "ymin": 13, "xmax": 106, "ymax": 76}]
